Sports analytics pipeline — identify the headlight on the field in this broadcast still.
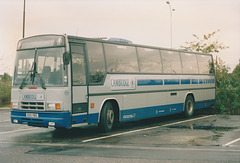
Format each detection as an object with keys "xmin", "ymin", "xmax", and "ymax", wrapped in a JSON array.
[
  {"xmin": 11, "ymin": 102, "xmax": 18, "ymax": 109},
  {"xmin": 47, "ymin": 103, "xmax": 61, "ymax": 110}
]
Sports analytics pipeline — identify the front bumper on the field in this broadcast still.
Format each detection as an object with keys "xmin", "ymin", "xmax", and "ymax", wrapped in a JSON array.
[{"xmin": 11, "ymin": 110, "xmax": 71, "ymax": 128}]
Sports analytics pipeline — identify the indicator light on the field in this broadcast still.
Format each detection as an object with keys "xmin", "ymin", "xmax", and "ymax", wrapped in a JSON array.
[{"xmin": 55, "ymin": 103, "xmax": 61, "ymax": 109}]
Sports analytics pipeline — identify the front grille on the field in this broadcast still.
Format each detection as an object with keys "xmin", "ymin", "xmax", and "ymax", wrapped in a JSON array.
[{"xmin": 21, "ymin": 101, "xmax": 45, "ymax": 110}]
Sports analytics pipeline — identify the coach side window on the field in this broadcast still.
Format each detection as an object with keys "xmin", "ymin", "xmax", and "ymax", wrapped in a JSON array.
[
  {"xmin": 104, "ymin": 43, "xmax": 139, "ymax": 73},
  {"xmin": 197, "ymin": 55, "xmax": 214, "ymax": 74},
  {"xmin": 180, "ymin": 52, "xmax": 199, "ymax": 74},
  {"xmin": 138, "ymin": 47, "xmax": 162, "ymax": 73},
  {"xmin": 86, "ymin": 41, "xmax": 106, "ymax": 84},
  {"xmin": 161, "ymin": 50, "xmax": 182, "ymax": 73},
  {"xmin": 71, "ymin": 44, "xmax": 86, "ymax": 85}
]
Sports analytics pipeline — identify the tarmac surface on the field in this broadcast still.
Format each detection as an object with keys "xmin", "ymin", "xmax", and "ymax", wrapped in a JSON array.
[{"xmin": 0, "ymin": 108, "xmax": 240, "ymax": 162}]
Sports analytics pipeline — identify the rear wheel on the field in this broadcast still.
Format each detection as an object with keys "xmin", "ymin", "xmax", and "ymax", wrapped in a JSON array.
[
  {"xmin": 184, "ymin": 95, "xmax": 194, "ymax": 118},
  {"xmin": 99, "ymin": 102, "xmax": 115, "ymax": 132}
]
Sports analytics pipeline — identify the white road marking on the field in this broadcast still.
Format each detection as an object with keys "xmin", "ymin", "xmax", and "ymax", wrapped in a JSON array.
[
  {"xmin": 0, "ymin": 120, "xmax": 10, "ymax": 123},
  {"xmin": 223, "ymin": 138, "xmax": 240, "ymax": 147},
  {"xmin": 0, "ymin": 128, "xmax": 38, "ymax": 135},
  {"xmin": 82, "ymin": 115, "xmax": 216, "ymax": 143},
  {"xmin": 160, "ymin": 115, "xmax": 216, "ymax": 127}
]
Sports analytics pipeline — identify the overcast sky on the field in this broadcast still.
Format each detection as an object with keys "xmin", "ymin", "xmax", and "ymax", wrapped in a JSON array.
[{"xmin": 0, "ymin": 0, "xmax": 239, "ymax": 75}]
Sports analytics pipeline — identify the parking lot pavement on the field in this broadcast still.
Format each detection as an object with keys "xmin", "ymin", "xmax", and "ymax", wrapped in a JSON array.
[
  {"xmin": 0, "ymin": 107, "xmax": 10, "ymax": 110},
  {"xmin": 80, "ymin": 115, "xmax": 240, "ymax": 148},
  {"xmin": 0, "ymin": 109, "xmax": 240, "ymax": 162},
  {"xmin": 0, "ymin": 108, "xmax": 10, "ymax": 122}
]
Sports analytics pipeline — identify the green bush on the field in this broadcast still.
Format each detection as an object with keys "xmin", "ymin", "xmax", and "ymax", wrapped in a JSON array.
[
  {"xmin": 230, "ymin": 60, "xmax": 240, "ymax": 113},
  {"xmin": 0, "ymin": 73, "xmax": 12, "ymax": 106},
  {"xmin": 212, "ymin": 59, "xmax": 240, "ymax": 114}
]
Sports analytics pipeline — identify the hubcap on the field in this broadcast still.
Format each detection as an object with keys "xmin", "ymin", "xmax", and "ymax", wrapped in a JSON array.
[
  {"xmin": 107, "ymin": 108, "xmax": 114, "ymax": 129},
  {"xmin": 187, "ymin": 100, "xmax": 193, "ymax": 114}
]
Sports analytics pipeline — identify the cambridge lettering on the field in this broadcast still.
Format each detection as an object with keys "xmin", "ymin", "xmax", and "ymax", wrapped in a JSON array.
[{"xmin": 111, "ymin": 79, "xmax": 129, "ymax": 87}]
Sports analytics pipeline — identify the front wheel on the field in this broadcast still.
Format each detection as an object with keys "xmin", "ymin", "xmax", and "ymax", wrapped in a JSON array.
[
  {"xmin": 99, "ymin": 102, "xmax": 115, "ymax": 132},
  {"xmin": 184, "ymin": 95, "xmax": 195, "ymax": 118}
]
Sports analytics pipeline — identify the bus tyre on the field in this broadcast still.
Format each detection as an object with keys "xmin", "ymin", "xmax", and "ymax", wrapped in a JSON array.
[
  {"xmin": 184, "ymin": 95, "xmax": 194, "ymax": 118},
  {"xmin": 99, "ymin": 102, "xmax": 115, "ymax": 132}
]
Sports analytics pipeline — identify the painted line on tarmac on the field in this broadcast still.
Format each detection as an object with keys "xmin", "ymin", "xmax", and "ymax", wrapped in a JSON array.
[
  {"xmin": 82, "ymin": 115, "xmax": 216, "ymax": 143},
  {"xmin": 0, "ymin": 120, "xmax": 10, "ymax": 123},
  {"xmin": 223, "ymin": 137, "xmax": 240, "ymax": 147},
  {"xmin": 0, "ymin": 128, "xmax": 38, "ymax": 135}
]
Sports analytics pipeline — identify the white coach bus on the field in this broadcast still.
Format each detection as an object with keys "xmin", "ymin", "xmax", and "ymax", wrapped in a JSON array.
[{"xmin": 11, "ymin": 34, "xmax": 216, "ymax": 132}]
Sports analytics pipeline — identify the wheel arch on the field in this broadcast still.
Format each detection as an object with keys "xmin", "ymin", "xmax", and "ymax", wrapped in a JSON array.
[{"xmin": 98, "ymin": 98, "xmax": 120, "ymax": 123}]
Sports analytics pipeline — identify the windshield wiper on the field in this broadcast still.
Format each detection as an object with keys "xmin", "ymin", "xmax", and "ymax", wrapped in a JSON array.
[
  {"xmin": 19, "ymin": 49, "xmax": 46, "ymax": 90},
  {"xmin": 34, "ymin": 72, "xmax": 46, "ymax": 90},
  {"xmin": 31, "ymin": 49, "xmax": 46, "ymax": 89},
  {"xmin": 19, "ymin": 65, "xmax": 33, "ymax": 89}
]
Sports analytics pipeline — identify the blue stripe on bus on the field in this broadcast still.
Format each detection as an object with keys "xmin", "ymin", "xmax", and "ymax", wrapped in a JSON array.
[
  {"xmin": 120, "ymin": 103, "xmax": 184, "ymax": 122},
  {"xmin": 191, "ymin": 79, "xmax": 199, "ymax": 84},
  {"xmin": 137, "ymin": 79, "xmax": 163, "ymax": 86},
  {"xmin": 164, "ymin": 79, "xmax": 180, "ymax": 85},
  {"xmin": 72, "ymin": 114, "xmax": 87, "ymax": 124},
  {"xmin": 72, "ymin": 113, "xmax": 99, "ymax": 125},
  {"xmin": 11, "ymin": 100, "xmax": 216, "ymax": 127},
  {"xmin": 75, "ymin": 100, "xmax": 215, "ymax": 125},
  {"xmin": 195, "ymin": 100, "xmax": 215, "ymax": 109},
  {"xmin": 199, "ymin": 79, "xmax": 215, "ymax": 84},
  {"xmin": 70, "ymin": 99, "xmax": 216, "ymax": 125},
  {"xmin": 120, "ymin": 99, "xmax": 216, "ymax": 122},
  {"xmin": 88, "ymin": 113, "xmax": 99, "ymax": 124},
  {"xmin": 181, "ymin": 79, "xmax": 191, "ymax": 84},
  {"xmin": 137, "ymin": 79, "xmax": 214, "ymax": 86},
  {"xmin": 11, "ymin": 110, "xmax": 71, "ymax": 128}
]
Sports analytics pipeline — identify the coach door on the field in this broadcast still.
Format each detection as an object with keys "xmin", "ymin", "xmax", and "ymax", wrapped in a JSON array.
[{"xmin": 70, "ymin": 43, "xmax": 88, "ymax": 115}]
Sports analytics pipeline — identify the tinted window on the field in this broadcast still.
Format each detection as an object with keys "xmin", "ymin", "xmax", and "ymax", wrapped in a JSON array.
[
  {"xmin": 161, "ymin": 50, "xmax": 182, "ymax": 73},
  {"xmin": 197, "ymin": 55, "xmax": 214, "ymax": 74},
  {"xmin": 104, "ymin": 44, "xmax": 139, "ymax": 73},
  {"xmin": 138, "ymin": 47, "xmax": 162, "ymax": 73},
  {"xmin": 180, "ymin": 52, "xmax": 199, "ymax": 74},
  {"xmin": 86, "ymin": 41, "xmax": 106, "ymax": 84},
  {"xmin": 71, "ymin": 44, "xmax": 86, "ymax": 85}
]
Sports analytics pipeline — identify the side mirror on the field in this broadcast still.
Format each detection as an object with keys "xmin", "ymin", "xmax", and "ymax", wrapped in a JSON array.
[{"xmin": 63, "ymin": 52, "xmax": 70, "ymax": 65}]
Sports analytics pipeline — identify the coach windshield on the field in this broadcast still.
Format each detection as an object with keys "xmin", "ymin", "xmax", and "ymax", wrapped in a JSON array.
[{"xmin": 13, "ymin": 47, "xmax": 68, "ymax": 87}]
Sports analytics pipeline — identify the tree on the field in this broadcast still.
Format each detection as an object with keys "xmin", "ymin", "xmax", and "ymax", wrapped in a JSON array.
[
  {"xmin": 0, "ymin": 73, "xmax": 12, "ymax": 106},
  {"xmin": 214, "ymin": 58, "xmax": 235, "ymax": 113},
  {"xmin": 181, "ymin": 29, "xmax": 229, "ymax": 53},
  {"xmin": 1, "ymin": 73, "xmax": 11, "ymax": 82},
  {"xmin": 180, "ymin": 30, "xmax": 240, "ymax": 114}
]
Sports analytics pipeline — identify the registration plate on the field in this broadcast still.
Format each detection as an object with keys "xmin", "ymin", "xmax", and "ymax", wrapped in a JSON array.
[
  {"xmin": 22, "ymin": 94, "xmax": 44, "ymax": 101},
  {"xmin": 26, "ymin": 113, "xmax": 39, "ymax": 118}
]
